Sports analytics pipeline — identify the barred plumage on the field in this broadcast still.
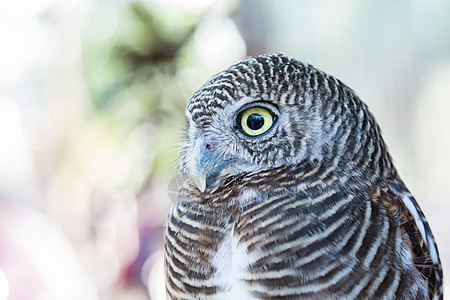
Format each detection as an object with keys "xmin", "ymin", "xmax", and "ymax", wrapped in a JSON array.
[{"xmin": 165, "ymin": 53, "xmax": 443, "ymax": 299}]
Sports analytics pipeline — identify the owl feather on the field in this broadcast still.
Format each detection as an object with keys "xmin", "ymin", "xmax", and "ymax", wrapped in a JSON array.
[{"xmin": 164, "ymin": 53, "xmax": 443, "ymax": 299}]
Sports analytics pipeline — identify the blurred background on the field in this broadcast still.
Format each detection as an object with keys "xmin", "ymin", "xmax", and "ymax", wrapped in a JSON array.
[{"xmin": 0, "ymin": 0, "xmax": 449, "ymax": 299}]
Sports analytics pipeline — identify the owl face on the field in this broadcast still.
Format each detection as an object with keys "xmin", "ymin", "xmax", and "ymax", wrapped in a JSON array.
[
  {"xmin": 180, "ymin": 53, "xmax": 392, "ymax": 192},
  {"xmin": 181, "ymin": 93, "xmax": 328, "ymax": 192}
]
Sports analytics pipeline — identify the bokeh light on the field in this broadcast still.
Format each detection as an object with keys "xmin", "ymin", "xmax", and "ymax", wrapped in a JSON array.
[{"xmin": 0, "ymin": 270, "xmax": 9, "ymax": 300}]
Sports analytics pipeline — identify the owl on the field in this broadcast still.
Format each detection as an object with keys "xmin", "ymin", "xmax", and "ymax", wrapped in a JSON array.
[{"xmin": 164, "ymin": 53, "xmax": 443, "ymax": 299}]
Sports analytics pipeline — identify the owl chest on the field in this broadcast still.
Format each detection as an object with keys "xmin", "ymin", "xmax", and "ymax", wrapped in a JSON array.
[
  {"xmin": 210, "ymin": 228, "xmax": 255, "ymax": 299},
  {"xmin": 201, "ymin": 189, "xmax": 319, "ymax": 298},
  {"xmin": 199, "ymin": 189, "xmax": 261, "ymax": 298},
  {"xmin": 175, "ymin": 186, "xmax": 354, "ymax": 297}
]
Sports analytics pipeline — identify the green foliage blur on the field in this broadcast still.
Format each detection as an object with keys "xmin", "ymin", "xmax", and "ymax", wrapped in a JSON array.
[{"xmin": 81, "ymin": 1, "xmax": 210, "ymax": 191}]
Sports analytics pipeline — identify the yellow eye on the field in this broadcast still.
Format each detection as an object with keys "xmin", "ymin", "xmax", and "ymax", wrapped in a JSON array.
[{"xmin": 238, "ymin": 107, "xmax": 276, "ymax": 137}]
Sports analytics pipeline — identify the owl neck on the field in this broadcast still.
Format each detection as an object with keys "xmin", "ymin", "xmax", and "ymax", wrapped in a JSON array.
[
  {"xmin": 307, "ymin": 88, "xmax": 398, "ymax": 185},
  {"xmin": 322, "ymin": 123, "xmax": 397, "ymax": 186}
]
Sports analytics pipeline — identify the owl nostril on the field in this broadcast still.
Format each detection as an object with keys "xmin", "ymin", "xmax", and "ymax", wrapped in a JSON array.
[{"xmin": 205, "ymin": 143, "xmax": 212, "ymax": 150}]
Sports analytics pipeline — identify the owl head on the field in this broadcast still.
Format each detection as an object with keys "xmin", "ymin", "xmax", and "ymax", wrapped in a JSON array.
[{"xmin": 180, "ymin": 53, "xmax": 395, "ymax": 192}]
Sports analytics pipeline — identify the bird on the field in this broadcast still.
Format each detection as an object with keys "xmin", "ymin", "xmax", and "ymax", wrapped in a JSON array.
[{"xmin": 164, "ymin": 53, "xmax": 443, "ymax": 299}]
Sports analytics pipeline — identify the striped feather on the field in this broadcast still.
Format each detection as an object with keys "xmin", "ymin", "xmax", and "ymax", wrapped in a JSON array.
[
  {"xmin": 165, "ymin": 53, "xmax": 443, "ymax": 299},
  {"xmin": 165, "ymin": 161, "xmax": 442, "ymax": 299}
]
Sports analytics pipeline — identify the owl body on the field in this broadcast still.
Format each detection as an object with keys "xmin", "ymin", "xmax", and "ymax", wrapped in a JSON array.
[{"xmin": 165, "ymin": 54, "xmax": 443, "ymax": 299}]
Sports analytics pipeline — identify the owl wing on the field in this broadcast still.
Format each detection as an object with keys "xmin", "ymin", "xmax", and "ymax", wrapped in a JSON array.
[{"xmin": 379, "ymin": 178, "xmax": 443, "ymax": 300}]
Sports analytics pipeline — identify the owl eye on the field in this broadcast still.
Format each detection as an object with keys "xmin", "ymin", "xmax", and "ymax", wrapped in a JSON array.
[{"xmin": 237, "ymin": 106, "xmax": 277, "ymax": 137}]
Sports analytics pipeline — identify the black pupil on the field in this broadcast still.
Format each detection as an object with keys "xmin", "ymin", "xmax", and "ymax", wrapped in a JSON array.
[{"xmin": 247, "ymin": 113, "xmax": 264, "ymax": 130}]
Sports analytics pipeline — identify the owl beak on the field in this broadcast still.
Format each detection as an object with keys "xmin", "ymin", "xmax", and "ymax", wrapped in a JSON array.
[
  {"xmin": 190, "ymin": 148, "xmax": 210, "ymax": 193},
  {"xmin": 190, "ymin": 139, "xmax": 220, "ymax": 193},
  {"xmin": 192, "ymin": 169, "xmax": 207, "ymax": 192}
]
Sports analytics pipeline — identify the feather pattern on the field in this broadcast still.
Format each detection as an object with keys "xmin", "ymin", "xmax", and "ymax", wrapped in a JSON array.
[{"xmin": 165, "ymin": 53, "xmax": 443, "ymax": 299}]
